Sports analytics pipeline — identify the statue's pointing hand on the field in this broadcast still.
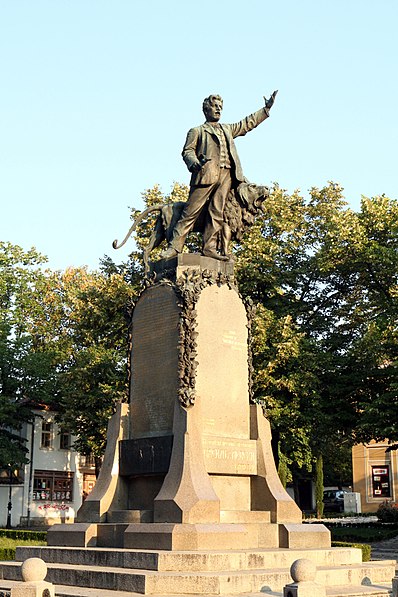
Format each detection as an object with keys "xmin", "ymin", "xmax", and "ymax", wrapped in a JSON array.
[{"xmin": 264, "ymin": 90, "xmax": 278, "ymax": 110}]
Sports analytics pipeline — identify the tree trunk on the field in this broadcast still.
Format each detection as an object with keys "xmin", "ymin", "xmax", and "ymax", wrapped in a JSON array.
[
  {"xmin": 315, "ymin": 453, "xmax": 324, "ymax": 518},
  {"xmin": 94, "ymin": 455, "xmax": 103, "ymax": 479}
]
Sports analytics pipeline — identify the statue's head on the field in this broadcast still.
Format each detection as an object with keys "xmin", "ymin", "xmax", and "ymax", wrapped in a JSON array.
[{"xmin": 203, "ymin": 94, "xmax": 223, "ymax": 122}]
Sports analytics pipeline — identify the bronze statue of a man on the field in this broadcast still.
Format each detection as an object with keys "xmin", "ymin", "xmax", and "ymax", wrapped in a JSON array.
[{"xmin": 161, "ymin": 91, "xmax": 278, "ymax": 261}]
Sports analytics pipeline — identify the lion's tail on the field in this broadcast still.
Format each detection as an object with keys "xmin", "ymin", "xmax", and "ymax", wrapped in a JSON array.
[{"xmin": 112, "ymin": 204, "xmax": 165, "ymax": 250}]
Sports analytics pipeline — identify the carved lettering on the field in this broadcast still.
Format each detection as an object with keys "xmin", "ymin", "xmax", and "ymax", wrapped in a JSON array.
[{"xmin": 203, "ymin": 436, "xmax": 257, "ymax": 475}]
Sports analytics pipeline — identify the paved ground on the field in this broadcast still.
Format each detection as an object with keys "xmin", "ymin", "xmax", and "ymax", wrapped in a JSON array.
[{"xmin": 371, "ymin": 535, "xmax": 398, "ymax": 566}]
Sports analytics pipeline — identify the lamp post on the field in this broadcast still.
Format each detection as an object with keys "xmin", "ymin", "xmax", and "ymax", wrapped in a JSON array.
[
  {"xmin": 6, "ymin": 465, "xmax": 13, "ymax": 529},
  {"xmin": 26, "ymin": 418, "xmax": 36, "ymax": 528}
]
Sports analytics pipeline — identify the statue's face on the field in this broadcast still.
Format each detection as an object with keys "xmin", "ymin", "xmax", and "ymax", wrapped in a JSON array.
[{"xmin": 205, "ymin": 99, "xmax": 223, "ymax": 122}]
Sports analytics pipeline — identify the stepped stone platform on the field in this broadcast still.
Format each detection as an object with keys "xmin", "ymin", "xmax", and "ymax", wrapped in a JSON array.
[
  {"xmin": 0, "ymin": 545, "xmax": 395, "ymax": 596},
  {"xmin": 0, "ymin": 579, "xmax": 394, "ymax": 597}
]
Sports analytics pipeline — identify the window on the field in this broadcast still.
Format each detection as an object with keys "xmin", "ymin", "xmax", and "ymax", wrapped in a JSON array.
[
  {"xmin": 33, "ymin": 470, "xmax": 74, "ymax": 502},
  {"xmin": 41, "ymin": 421, "xmax": 53, "ymax": 449},
  {"xmin": 372, "ymin": 466, "xmax": 391, "ymax": 498},
  {"xmin": 79, "ymin": 454, "xmax": 96, "ymax": 468},
  {"xmin": 59, "ymin": 429, "xmax": 71, "ymax": 450}
]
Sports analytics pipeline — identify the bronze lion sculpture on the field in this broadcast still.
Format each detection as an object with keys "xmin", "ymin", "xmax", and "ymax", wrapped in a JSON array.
[{"xmin": 113, "ymin": 181, "xmax": 269, "ymax": 272}]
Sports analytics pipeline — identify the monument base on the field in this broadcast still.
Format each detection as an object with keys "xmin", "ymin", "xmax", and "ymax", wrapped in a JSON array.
[
  {"xmin": 48, "ymin": 398, "xmax": 320, "ymax": 551},
  {"xmin": 47, "ymin": 256, "xmax": 322, "ymax": 551},
  {"xmin": 1, "ymin": 544, "xmax": 394, "ymax": 596}
]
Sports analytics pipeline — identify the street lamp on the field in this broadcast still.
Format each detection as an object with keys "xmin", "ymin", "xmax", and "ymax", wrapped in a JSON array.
[{"xmin": 26, "ymin": 418, "xmax": 36, "ymax": 528}]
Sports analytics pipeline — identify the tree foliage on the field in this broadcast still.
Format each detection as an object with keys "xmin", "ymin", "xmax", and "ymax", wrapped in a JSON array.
[
  {"xmin": 0, "ymin": 242, "xmax": 49, "ymax": 467},
  {"xmin": 0, "ymin": 240, "xmax": 141, "ymax": 465},
  {"xmin": 233, "ymin": 183, "xmax": 398, "ymax": 485},
  {"xmin": 28, "ymin": 260, "xmax": 141, "ymax": 459}
]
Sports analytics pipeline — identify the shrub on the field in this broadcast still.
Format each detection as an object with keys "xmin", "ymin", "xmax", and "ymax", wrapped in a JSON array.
[
  {"xmin": 0, "ymin": 529, "xmax": 46, "ymax": 542},
  {"xmin": 328, "ymin": 524, "xmax": 398, "ymax": 543},
  {"xmin": 332, "ymin": 541, "xmax": 371, "ymax": 562},
  {"xmin": 377, "ymin": 501, "xmax": 398, "ymax": 523}
]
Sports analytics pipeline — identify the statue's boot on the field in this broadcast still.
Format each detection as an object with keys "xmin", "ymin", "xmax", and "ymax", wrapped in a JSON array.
[{"xmin": 160, "ymin": 246, "xmax": 178, "ymax": 259}]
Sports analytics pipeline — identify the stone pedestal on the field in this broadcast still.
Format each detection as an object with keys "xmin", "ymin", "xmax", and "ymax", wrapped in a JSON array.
[
  {"xmin": 48, "ymin": 254, "xmax": 327, "ymax": 551},
  {"xmin": 283, "ymin": 558, "xmax": 326, "ymax": 597},
  {"xmin": 10, "ymin": 557, "xmax": 55, "ymax": 597}
]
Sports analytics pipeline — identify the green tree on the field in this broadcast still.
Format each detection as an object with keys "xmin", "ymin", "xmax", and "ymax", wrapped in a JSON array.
[
  {"xmin": 327, "ymin": 195, "xmax": 398, "ymax": 445},
  {"xmin": 235, "ymin": 184, "xmax": 398, "ymax": 495},
  {"xmin": 29, "ymin": 260, "xmax": 141, "ymax": 467},
  {"xmin": 0, "ymin": 242, "xmax": 51, "ymax": 468},
  {"xmin": 0, "ymin": 243, "xmax": 143, "ymax": 470},
  {"xmin": 234, "ymin": 185, "xmax": 345, "ymax": 477}
]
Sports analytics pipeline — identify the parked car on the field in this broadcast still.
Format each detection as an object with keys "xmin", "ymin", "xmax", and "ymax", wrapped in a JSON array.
[{"xmin": 323, "ymin": 489, "xmax": 346, "ymax": 512}]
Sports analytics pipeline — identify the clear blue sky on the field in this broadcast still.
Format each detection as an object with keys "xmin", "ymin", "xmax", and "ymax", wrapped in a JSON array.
[{"xmin": 2, "ymin": 0, "xmax": 397, "ymax": 271}]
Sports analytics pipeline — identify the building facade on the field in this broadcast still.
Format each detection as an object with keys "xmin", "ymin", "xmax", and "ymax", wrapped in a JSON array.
[
  {"xmin": 0, "ymin": 408, "xmax": 96, "ymax": 527},
  {"xmin": 352, "ymin": 441, "xmax": 396, "ymax": 513}
]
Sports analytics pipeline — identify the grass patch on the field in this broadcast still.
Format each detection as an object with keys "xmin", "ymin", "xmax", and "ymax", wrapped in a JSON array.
[
  {"xmin": 0, "ymin": 537, "xmax": 47, "ymax": 549},
  {"xmin": 0, "ymin": 536, "xmax": 46, "ymax": 561}
]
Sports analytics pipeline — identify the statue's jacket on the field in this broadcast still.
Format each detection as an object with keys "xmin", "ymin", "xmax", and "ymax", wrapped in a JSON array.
[{"xmin": 182, "ymin": 107, "xmax": 269, "ymax": 186}]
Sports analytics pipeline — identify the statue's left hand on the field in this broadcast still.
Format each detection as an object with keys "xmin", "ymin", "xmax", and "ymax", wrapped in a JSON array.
[{"xmin": 264, "ymin": 90, "xmax": 278, "ymax": 110}]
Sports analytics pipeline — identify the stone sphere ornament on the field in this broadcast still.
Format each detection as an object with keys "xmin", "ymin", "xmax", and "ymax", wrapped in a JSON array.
[
  {"xmin": 290, "ymin": 558, "xmax": 316, "ymax": 583},
  {"xmin": 21, "ymin": 557, "xmax": 47, "ymax": 583}
]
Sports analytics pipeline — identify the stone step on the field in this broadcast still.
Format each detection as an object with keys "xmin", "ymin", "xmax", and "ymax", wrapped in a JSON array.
[
  {"xmin": 0, "ymin": 578, "xmax": 393, "ymax": 597},
  {"xmin": 104, "ymin": 509, "xmax": 272, "ymax": 524},
  {"xmin": 47, "ymin": 521, "xmax": 331, "ymax": 551},
  {"xmin": 121, "ymin": 522, "xmax": 263, "ymax": 551},
  {"xmin": 316, "ymin": 562, "xmax": 395, "ymax": 588},
  {"xmin": 1, "ymin": 559, "xmax": 395, "ymax": 595},
  {"xmin": 15, "ymin": 545, "xmax": 364, "ymax": 571},
  {"xmin": 325, "ymin": 587, "xmax": 392, "ymax": 597}
]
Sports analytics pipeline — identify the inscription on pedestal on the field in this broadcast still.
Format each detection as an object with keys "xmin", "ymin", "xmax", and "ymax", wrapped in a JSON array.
[
  {"xmin": 130, "ymin": 285, "xmax": 180, "ymax": 438},
  {"xmin": 222, "ymin": 330, "xmax": 247, "ymax": 351},
  {"xmin": 203, "ymin": 435, "xmax": 257, "ymax": 475},
  {"xmin": 119, "ymin": 436, "xmax": 173, "ymax": 476}
]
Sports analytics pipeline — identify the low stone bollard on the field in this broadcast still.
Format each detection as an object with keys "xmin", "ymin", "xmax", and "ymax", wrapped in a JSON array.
[
  {"xmin": 10, "ymin": 557, "xmax": 55, "ymax": 597},
  {"xmin": 283, "ymin": 558, "xmax": 326, "ymax": 597}
]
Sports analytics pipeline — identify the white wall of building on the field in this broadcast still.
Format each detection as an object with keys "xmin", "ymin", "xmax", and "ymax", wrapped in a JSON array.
[{"xmin": 0, "ymin": 409, "xmax": 85, "ymax": 527}]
